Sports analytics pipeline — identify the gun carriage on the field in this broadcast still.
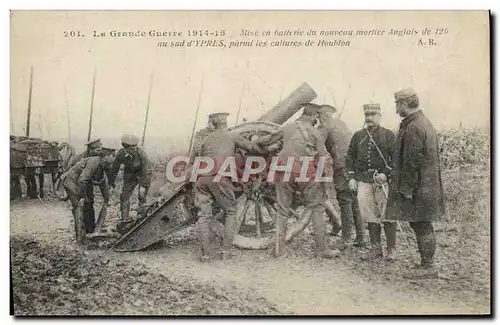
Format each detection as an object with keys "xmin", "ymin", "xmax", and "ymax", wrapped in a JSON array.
[{"xmin": 112, "ymin": 82, "xmax": 341, "ymax": 252}]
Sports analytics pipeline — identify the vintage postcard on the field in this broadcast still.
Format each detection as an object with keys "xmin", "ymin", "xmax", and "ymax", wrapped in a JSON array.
[{"xmin": 9, "ymin": 10, "xmax": 490, "ymax": 316}]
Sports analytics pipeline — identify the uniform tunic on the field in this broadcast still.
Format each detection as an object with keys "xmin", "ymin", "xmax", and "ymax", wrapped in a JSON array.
[
  {"xmin": 317, "ymin": 118, "xmax": 352, "ymax": 189},
  {"xmin": 258, "ymin": 116, "xmax": 327, "ymax": 207},
  {"xmin": 61, "ymin": 156, "xmax": 110, "ymax": 234},
  {"xmin": 108, "ymin": 146, "xmax": 152, "ymax": 188},
  {"xmin": 345, "ymin": 125, "xmax": 395, "ymax": 183},
  {"xmin": 192, "ymin": 127, "xmax": 213, "ymax": 156},
  {"xmin": 345, "ymin": 125, "xmax": 395, "ymax": 223}
]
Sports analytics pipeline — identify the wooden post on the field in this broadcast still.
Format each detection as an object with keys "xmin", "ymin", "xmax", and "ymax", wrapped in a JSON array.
[
  {"xmin": 187, "ymin": 74, "xmax": 204, "ymax": 156},
  {"xmin": 26, "ymin": 66, "xmax": 33, "ymax": 137},
  {"xmin": 234, "ymin": 83, "xmax": 245, "ymax": 126},
  {"xmin": 338, "ymin": 83, "xmax": 351, "ymax": 118},
  {"xmin": 64, "ymin": 84, "xmax": 72, "ymax": 143},
  {"xmin": 87, "ymin": 65, "xmax": 97, "ymax": 142},
  {"xmin": 141, "ymin": 72, "xmax": 154, "ymax": 148}
]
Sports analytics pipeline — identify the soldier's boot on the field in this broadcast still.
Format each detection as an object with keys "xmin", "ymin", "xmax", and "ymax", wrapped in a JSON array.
[
  {"xmin": 384, "ymin": 221, "xmax": 397, "ymax": 261},
  {"xmin": 334, "ymin": 208, "xmax": 354, "ymax": 251},
  {"xmin": 330, "ymin": 219, "xmax": 342, "ymax": 237},
  {"xmin": 11, "ymin": 176, "xmax": 22, "ymax": 200},
  {"xmin": 137, "ymin": 186, "xmax": 149, "ymax": 220},
  {"xmin": 116, "ymin": 201, "xmax": 134, "ymax": 233},
  {"xmin": 220, "ymin": 208, "xmax": 238, "ymax": 260},
  {"xmin": 413, "ymin": 233, "xmax": 438, "ymax": 278},
  {"xmin": 361, "ymin": 222, "xmax": 383, "ymax": 260},
  {"xmin": 72, "ymin": 203, "xmax": 86, "ymax": 245},
  {"xmin": 312, "ymin": 211, "xmax": 340, "ymax": 259},
  {"xmin": 405, "ymin": 222, "xmax": 438, "ymax": 279},
  {"xmin": 196, "ymin": 215, "xmax": 212, "ymax": 261},
  {"xmin": 325, "ymin": 200, "xmax": 342, "ymax": 237},
  {"xmin": 274, "ymin": 213, "xmax": 288, "ymax": 258},
  {"xmin": 353, "ymin": 212, "xmax": 367, "ymax": 248},
  {"xmin": 82, "ymin": 198, "xmax": 97, "ymax": 234},
  {"xmin": 38, "ymin": 173, "xmax": 45, "ymax": 199},
  {"xmin": 26, "ymin": 175, "xmax": 38, "ymax": 199}
]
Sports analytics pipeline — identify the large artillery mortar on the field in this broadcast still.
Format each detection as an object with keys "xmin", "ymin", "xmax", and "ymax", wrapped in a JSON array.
[{"xmin": 112, "ymin": 82, "xmax": 341, "ymax": 252}]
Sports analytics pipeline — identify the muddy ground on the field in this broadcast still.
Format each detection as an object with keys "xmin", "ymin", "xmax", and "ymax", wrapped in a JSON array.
[{"xmin": 10, "ymin": 169, "xmax": 491, "ymax": 316}]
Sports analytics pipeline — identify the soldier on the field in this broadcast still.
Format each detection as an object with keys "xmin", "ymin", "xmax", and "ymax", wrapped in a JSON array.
[
  {"xmin": 60, "ymin": 139, "xmax": 110, "ymax": 243},
  {"xmin": 387, "ymin": 88, "xmax": 445, "ymax": 278},
  {"xmin": 194, "ymin": 112, "xmax": 263, "ymax": 261},
  {"xmin": 345, "ymin": 103, "xmax": 396, "ymax": 260},
  {"xmin": 10, "ymin": 174, "xmax": 22, "ymax": 200},
  {"xmin": 192, "ymin": 115, "xmax": 215, "ymax": 156},
  {"xmin": 107, "ymin": 134, "xmax": 152, "ymax": 233},
  {"xmin": 317, "ymin": 104, "xmax": 362, "ymax": 250},
  {"xmin": 65, "ymin": 139, "xmax": 104, "ymax": 173},
  {"xmin": 60, "ymin": 139, "xmax": 108, "ymax": 201},
  {"xmin": 257, "ymin": 104, "xmax": 339, "ymax": 259}
]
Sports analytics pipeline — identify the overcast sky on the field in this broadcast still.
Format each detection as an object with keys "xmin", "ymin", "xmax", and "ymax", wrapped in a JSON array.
[{"xmin": 10, "ymin": 10, "xmax": 490, "ymax": 153}]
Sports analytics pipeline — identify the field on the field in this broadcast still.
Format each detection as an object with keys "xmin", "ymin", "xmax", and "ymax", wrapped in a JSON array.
[{"xmin": 10, "ymin": 127, "xmax": 491, "ymax": 315}]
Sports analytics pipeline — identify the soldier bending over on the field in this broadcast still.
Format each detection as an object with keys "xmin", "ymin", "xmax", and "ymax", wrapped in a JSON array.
[
  {"xmin": 194, "ymin": 112, "xmax": 263, "ymax": 261},
  {"xmin": 60, "ymin": 140, "xmax": 110, "ymax": 244},
  {"xmin": 108, "ymin": 134, "xmax": 153, "ymax": 233},
  {"xmin": 257, "ymin": 104, "xmax": 339, "ymax": 259}
]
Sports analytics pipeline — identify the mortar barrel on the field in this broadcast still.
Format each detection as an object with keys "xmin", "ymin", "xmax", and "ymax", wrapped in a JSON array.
[{"xmin": 257, "ymin": 82, "xmax": 317, "ymax": 125}]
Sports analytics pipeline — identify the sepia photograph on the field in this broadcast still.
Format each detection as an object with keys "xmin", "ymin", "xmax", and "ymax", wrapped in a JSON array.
[{"xmin": 9, "ymin": 9, "xmax": 491, "ymax": 316}]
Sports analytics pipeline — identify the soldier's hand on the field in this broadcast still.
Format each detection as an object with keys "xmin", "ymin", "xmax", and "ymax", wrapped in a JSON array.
[
  {"xmin": 76, "ymin": 198, "xmax": 85, "ymax": 207},
  {"xmin": 374, "ymin": 173, "xmax": 387, "ymax": 184},
  {"xmin": 139, "ymin": 186, "xmax": 148, "ymax": 199},
  {"xmin": 256, "ymin": 144, "xmax": 268, "ymax": 155},
  {"xmin": 400, "ymin": 192, "xmax": 412, "ymax": 200},
  {"xmin": 348, "ymin": 179, "xmax": 357, "ymax": 192}
]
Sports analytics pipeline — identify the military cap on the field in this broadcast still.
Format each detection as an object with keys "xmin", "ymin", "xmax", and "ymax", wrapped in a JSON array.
[
  {"xmin": 101, "ymin": 147, "xmax": 117, "ymax": 155},
  {"xmin": 209, "ymin": 112, "xmax": 229, "ymax": 119},
  {"xmin": 394, "ymin": 87, "xmax": 417, "ymax": 102},
  {"xmin": 363, "ymin": 103, "xmax": 381, "ymax": 115},
  {"xmin": 121, "ymin": 134, "xmax": 139, "ymax": 146},
  {"xmin": 208, "ymin": 112, "xmax": 229, "ymax": 123},
  {"xmin": 85, "ymin": 138, "xmax": 102, "ymax": 149},
  {"xmin": 318, "ymin": 104, "xmax": 337, "ymax": 114},
  {"xmin": 301, "ymin": 103, "xmax": 321, "ymax": 115}
]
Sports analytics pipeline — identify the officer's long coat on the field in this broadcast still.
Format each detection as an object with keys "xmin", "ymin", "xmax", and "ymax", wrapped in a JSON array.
[{"xmin": 386, "ymin": 110, "xmax": 445, "ymax": 222}]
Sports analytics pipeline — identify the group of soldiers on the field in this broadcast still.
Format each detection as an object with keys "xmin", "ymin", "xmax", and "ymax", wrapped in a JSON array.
[
  {"xmin": 190, "ymin": 87, "xmax": 445, "ymax": 280},
  {"xmin": 46, "ymin": 85, "xmax": 444, "ymax": 280},
  {"xmin": 58, "ymin": 134, "xmax": 152, "ymax": 243}
]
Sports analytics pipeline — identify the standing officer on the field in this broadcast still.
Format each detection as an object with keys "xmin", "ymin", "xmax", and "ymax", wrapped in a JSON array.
[
  {"xmin": 317, "ymin": 104, "xmax": 362, "ymax": 250},
  {"xmin": 257, "ymin": 104, "xmax": 339, "ymax": 259},
  {"xmin": 60, "ymin": 139, "xmax": 110, "ymax": 244},
  {"xmin": 107, "ymin": 134, "xmax": 153, "ymax": 233},
  {"xmin": 345, "ymin": 103, "xmax": 396, "ymax": 260},
  {"xmin": 387, "ymin": 88, "xmax": 445, "ymax": 278},
  {"xmin": 194, "ymin": 112, "xmax": 262, "ymax": 261}
]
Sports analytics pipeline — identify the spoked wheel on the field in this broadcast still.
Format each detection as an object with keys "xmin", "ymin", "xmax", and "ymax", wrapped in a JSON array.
[{"xmin": 228, "ymin": 183, "xmax": 313, "ymax": 250}]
